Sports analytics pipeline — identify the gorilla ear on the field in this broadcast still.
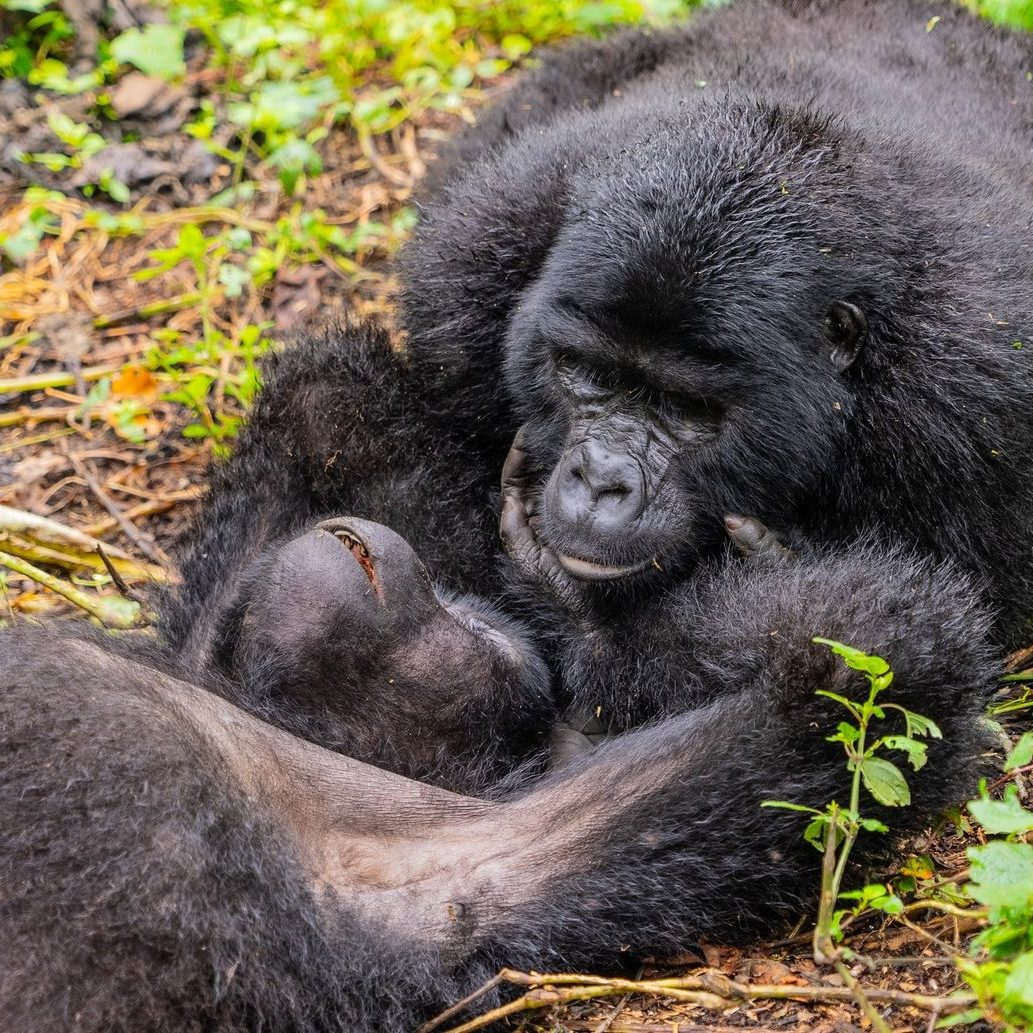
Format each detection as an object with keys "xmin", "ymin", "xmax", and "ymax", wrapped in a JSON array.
[{"xmin": 823, "ymin": 301, "xmax": 867, "ymax": 372}]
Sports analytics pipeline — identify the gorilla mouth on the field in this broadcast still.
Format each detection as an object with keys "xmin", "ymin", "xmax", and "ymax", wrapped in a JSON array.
[
  {"xmin": 556, "ymin": 553, "xmax": 653, "ymax": 581},
  {"xmin": 323, "ymin": 523, "xmax": 379, "ymax": 589}
]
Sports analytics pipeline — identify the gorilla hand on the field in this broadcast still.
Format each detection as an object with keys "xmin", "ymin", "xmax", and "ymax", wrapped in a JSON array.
[
  {"xmin": 501, "ymin": 426, "xmax": 589, "ymax": 619},
  {"xmin": 724, "ymin": 514, "xmax": 797, "ymax": 567}
]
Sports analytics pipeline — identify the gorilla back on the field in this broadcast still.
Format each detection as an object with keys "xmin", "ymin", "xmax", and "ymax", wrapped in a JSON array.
[{"xmin": 401, "ymin": 0, "xmax": 1033, "ymax": 645}]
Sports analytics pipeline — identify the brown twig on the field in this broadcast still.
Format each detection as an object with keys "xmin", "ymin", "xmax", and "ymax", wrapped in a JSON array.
[
  {"xmin": 417, "ymin": 973, "xmax": 504, "ymax": 1033},
  {"xmin": 0, "ymin": 364, "xmax": 119, "ymax": 395},
  {"xmin": 81, "ymin": 488, "xmax": 201, "ymax": 538},
  {"xmin": 64, "ymin": 449, "xmax": 168, "ymax": 565},
  {"xmin": 97, "ymin": 542, "xmax": 132, "ymax": 598},
  {"xmin": 431, "ymin": 968, "xmax": 977, "ymax": 1033},
  {"xmin": 0, "ymin": 547, "xmax": 144, "ymax": 628}
]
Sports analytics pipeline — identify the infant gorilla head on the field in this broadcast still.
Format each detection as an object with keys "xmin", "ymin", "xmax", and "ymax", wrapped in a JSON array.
[{"xmin": 207, "ymin": 517, "xmax": 553, "ymax": 789}]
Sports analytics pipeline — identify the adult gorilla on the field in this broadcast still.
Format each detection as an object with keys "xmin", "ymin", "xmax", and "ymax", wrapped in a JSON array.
[{"xmin": 401, "ymin": 0, "xmax": 1033, "ymax": 673}]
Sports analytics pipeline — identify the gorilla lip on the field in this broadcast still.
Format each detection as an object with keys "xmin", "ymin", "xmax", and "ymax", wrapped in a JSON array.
[
  {"xmin": 556, "ymin": 552, "xmax": 653, "ymax": 580},
  {"xmin": 324, "ymin": 526, "xmax": 379, "ymax": 590}
]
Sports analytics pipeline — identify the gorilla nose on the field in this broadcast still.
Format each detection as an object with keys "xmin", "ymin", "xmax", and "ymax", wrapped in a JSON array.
[{"xmin": 558, "ymin": 440, "xmax": 645, "ymax": 530}]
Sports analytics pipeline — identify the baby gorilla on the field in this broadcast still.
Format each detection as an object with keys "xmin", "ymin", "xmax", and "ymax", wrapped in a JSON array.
[{"xmin": 203, "ymin": 516, "xmax": 553, "ymax": 793}]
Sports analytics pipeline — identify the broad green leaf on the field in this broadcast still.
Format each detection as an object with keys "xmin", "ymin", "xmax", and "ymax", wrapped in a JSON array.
[
  {"xmin": 859, "ymin": 756, "xmax": 911, "ymax": 806},
  {"xmin": 110, "ymin": 24, "xmax": 185, "ymax": 80},
  {"xmin": 967, "ymin": 840, "xmax": 1033, "ymax": 909},
  {"xmin": 899, "ymin": 706, "xmax": 942, "ymax": 740},
  {"xmin": 804, "ymin": 815, "xmax": 831, "ymax": 850},
  {"xmin": 968, "ymin": 785, "xmax": 1033, "ymax": 835},
  {"xmin": 883, "ymin": 734, "xmax": 929, "ymax": 771},
  {"xmin": 814, "ymin": 637, "xmax": 890, "ymax": 676},
  {"xmin": 1005, "ymin": 730, "xmax": 1033, "ymax": 771}
]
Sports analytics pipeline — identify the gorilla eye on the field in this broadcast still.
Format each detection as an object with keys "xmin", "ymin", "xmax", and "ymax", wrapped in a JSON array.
[
  {"xmin": 824, "ymin": 301, "xmax": 867, "ymax": 373},
  {"xmin": 554, "ymin": 352, "xmax": 612, "ymax": 402}
]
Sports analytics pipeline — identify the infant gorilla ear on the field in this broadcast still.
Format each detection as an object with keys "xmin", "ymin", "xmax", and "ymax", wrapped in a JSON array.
[{"xmin": 212, "ymin": 517, "xmax": 555, "ymax": 792}]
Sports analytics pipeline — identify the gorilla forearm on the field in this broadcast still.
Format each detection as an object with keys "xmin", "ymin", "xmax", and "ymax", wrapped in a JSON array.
[{"xmin": 557, "ymin": 543, "xmax": 995, "ymax": 735}]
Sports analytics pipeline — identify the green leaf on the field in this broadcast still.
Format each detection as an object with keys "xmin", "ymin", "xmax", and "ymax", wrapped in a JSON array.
[
  {"xmin": 110, "ymin": 24, "xmax": 185, "ymax": 80},
  {"xmin": 176, "ymin": 223, "xmax": 207, "ymax": 259},
  {"xmin": 4, "ymin": 0, "xmax": 55, "ymax": 11},
  {"xmin": 883, "ymin": 734, "xmax": 929, "ymax": 771},
  {"xmin": 803, "ymin": 814, "xmax": 834, "ymax": 850},
  {"xmin": 0, "ymin": 215, "xmax": 46, "ymax": 264},
  {"xmin": 1005, "ymin": 730, "xmax": 1033, "ymax": 771},
  {"xmin": 839, "ymin": 883, "xmax": 888, "ymax": 907},
  {"xmin": 1003, "ymin": 952, "xmax": 1033, "ymax": 1008},
  {"xmin": 884, "ymin": 704, "xmax": 943, "ymax": 740},
  {"xmin": 230, "ymin": 78, "xmax": 340, "ymax": 132},
  {"xmin": 217, "ymin": 263, "xmax": 251, "ymax": 298},
  {"xmin": 968, "ymin": 785, "xmax": 1033, "ymax": 835},
  {"xmin": 815, "ymin": 689, "xmax": 859, "ymax": 712},
  {"xmin": 828, "ymin": 720, "xmax": 860, "ymax": 745},
  {"xmin": 760, "ymin": 801, "xmax": 824, "ymax": 814},
  {"xmin": 967, "ymin": 840, "xmax": 1033, "ymax": 909},
  {"xmin": 934, "ymin": 1007, "xmax": 986, "ymax": 1028},
  {"xmin": 858, "ymin": 817, "xmax": 890, "ymax": 834},
  {"xmin": 813, "ymin": 637, "xmax": 890, "ymax": 676},
  {"xmin": 859, "ymin": 756, "xmax": 911, "ymax": 806}
]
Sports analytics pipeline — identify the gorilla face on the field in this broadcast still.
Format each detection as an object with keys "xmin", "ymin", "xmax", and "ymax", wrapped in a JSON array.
[
  {"xmin": 212, "ymin": 517, "xmax": 545, "ymax": 712},
  {"xmin": 502, "ymin": 126, "xmax": 871, "ymax": 589}
]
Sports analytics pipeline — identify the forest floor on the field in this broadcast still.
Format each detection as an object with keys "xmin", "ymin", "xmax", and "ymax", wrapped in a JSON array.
[{"xmin": 1, "ymin": 3, "xmax": 1031, "ymax": 1031}]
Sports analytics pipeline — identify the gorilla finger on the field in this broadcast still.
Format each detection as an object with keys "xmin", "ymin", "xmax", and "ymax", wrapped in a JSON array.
[
  {"xmin": 501, "ymin": 424, "xmax": 530, "ymax": 490},
  {"xmin": 501, "ymin": 491, "xmax": 538, "ymax": 559},
  {"xmin": 724, "ymin": 514, "xmax": 797, "ymax": 566}
]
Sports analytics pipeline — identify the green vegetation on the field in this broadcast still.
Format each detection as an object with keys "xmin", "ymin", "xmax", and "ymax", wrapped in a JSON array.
[
  {"xmin": 763, "ymin": 639, "xmax": 943, "ymax": 1031},
  {"xmin": 967, "ymin": 0, "xmax": 1033, "ymax": 30},
  {"xmin": 954, "ymin": 731, "xmax": 1033, "ymax": 1032},
  {"xmin": 0, "ymin": 0, "xmax": 700, "ymax": 451},
  {"xmin": 770, "ymin": 642, "xmax": 1033, "ymax": 1032}
]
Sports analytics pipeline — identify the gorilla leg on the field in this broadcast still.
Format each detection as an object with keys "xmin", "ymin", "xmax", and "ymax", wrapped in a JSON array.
[
  {"xmin": 0, "ymin": 628, "xmax": 488, "ymax": 1033},
  {"xmin": 0, "ymin": 544, "xmax": 997, "ymax": 1029}
]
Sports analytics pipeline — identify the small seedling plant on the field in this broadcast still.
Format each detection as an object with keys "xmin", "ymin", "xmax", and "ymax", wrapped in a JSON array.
[{"xmin": 764, "ymin": 638, "xmax": 942, "ymax": 965}]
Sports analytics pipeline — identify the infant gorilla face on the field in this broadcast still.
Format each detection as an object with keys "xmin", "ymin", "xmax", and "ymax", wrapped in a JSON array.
[{"xmin": 226, "ymin": 517, "xmax": 540, "ymax": 709}]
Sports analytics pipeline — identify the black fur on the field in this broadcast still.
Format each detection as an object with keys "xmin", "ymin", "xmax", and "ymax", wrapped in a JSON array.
[
  {"xmin": 158, "ymin": 321, "xmax": 554, "ymax": 792},
  {"xmin": 0, "ymin": 546, "xmax": 998, "ymax": 1031},
  {"xmin": 1, "ymin": 0, "xmax": 1029, "ymax": 1027},
  {"xmin": 401, "ymin": 0, "xmax": 1033, "ymax": 646}
]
